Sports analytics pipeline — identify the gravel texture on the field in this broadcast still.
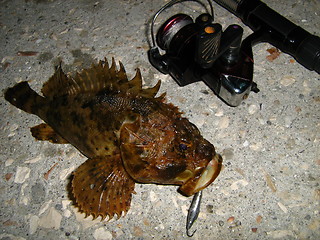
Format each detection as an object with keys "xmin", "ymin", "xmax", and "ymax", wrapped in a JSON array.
[{"xmin": 0, "ymin": 0, "xmax": 319, "ymax": 239}]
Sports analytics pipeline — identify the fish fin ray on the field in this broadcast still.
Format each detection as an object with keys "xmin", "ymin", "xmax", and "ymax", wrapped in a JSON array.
[
  {"xmin": 126, "ymin": 68, "xmax": 142, "ymax": 95},
  {"xmin": 140, "ymin": 80, "xmax": 161, "ymax": 98},
  {"xmin": 41, "ymin": 64, "xmax": 71, "ymax": 98},
  {"xmin": 71, "ymin": 155, "xmax": 135, "ymax": 220},
  {"xmin": 30, "ymin": 123, "xmax": 69, "ymax": 144},
  {"xmin": 42, "ymin": 59, "xmax": 161, "ymax": 99}
]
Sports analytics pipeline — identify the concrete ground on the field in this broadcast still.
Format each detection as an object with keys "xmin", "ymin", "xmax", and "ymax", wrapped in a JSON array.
[{"xmin": 0, "ymin": 0, "xmax": 319, "ymax": 239}]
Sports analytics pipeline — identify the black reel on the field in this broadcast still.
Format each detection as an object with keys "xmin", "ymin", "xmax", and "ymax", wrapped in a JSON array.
[{"xmin": 148, "ymin": 0, "xmax": 259, "ymax": 107}]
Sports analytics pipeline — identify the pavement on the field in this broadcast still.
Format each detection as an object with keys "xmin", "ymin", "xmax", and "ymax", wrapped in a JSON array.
[{"xmin": 0, "ymin": 0, "xmax": 319, "ymax": 239}]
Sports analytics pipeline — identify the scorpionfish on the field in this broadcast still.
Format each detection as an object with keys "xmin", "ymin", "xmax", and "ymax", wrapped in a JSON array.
[{"xmin": 5, "ymin": 59, "xmax": 223, "ymax": 220}]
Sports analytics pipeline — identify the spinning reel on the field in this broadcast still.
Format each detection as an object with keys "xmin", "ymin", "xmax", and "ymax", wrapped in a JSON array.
[
  {"xmin": 148, "ymin": 0, "xmax": 320, "ymax": 106},
  {"xmin": 148, "ymin": 0, "xmax": 259, "ymax": 107}
]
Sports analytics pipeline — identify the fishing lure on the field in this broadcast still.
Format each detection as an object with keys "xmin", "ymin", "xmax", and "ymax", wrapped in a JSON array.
[{"xmin": 186, "ymin": 190, "xmax": 203, "ymax": 237}]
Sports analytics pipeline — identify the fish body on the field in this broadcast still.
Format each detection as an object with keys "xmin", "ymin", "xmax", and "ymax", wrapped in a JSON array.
[{"xmin": 5, "ymin": 59, "xmax": 222, "ymax": 220}]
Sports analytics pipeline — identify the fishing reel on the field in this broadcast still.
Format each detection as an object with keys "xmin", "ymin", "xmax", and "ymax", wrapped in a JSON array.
[{"xmin": 148, "ymin": 0, "xmax": 259, "ymax": 107}]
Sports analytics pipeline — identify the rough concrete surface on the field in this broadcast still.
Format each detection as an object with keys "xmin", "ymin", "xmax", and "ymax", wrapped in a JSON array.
[{"xmin": 0, "ymin": 0, "xmax": 319, "ymax": 239}]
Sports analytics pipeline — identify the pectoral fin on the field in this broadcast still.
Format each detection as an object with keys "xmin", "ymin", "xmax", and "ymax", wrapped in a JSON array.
[
  {"xmin": 31, "ymin": 123, "xmax": 69, "ymax": 144},
  {"xmin": 71, "ymin": 155, "xmax": 135, "ymax": 220}
]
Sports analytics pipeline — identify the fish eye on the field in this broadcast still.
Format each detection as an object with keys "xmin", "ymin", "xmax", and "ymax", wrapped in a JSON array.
[{"xmin": 179, "ymin": 143, "xmax": 188, "ymax": 151}]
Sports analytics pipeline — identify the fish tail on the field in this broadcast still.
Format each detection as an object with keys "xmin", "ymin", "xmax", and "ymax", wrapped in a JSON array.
[{"xmin": 5, "ymin": 81, "xmax": 45, "ymax": 114}]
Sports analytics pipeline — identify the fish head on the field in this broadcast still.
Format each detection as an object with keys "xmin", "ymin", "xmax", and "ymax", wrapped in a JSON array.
[
  {"xmin": 171, "ymin": 119, "xmax": 223, "ymax": 196},
  {"xmin": 120, "ymin": 113, "xmax": 223, "ymax": 196}
]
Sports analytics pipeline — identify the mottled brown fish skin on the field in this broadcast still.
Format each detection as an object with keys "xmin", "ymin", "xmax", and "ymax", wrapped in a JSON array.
[
  {"xmin": 4, "ymin": 81, "xmax": 45, "ymax": 114},
  {"xmin": 4, "ymin": 59, "xmax": 222, "ymax": 220},
  {"xmin": 39, "ymin": 93, "xmax": 124, "ymax": 158}
]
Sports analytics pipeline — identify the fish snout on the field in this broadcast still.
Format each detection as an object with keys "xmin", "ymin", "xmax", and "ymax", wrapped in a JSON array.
[{"xmin": 178, "ymin": 153, "xmax": 223, "ymax": 196}]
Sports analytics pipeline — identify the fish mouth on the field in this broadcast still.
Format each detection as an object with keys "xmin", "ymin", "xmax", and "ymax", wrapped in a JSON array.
[{"xmin": 178, "ymin": 153, "xmax": 223, "ymax": 196}]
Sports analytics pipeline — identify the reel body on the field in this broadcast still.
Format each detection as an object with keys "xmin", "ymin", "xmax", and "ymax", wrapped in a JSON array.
[{"xmin": 148, "ymin": 0, "xmax": 258, "ymax": 106}]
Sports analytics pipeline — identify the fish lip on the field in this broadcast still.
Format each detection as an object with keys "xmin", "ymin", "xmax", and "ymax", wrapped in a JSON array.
[
  {"xmin": 193, "ymin": 154, "xmax": 222, "ymax": 192},
  {"xmin": 178, "ymin": 154, "xmax": 223, "ymax": 196}
]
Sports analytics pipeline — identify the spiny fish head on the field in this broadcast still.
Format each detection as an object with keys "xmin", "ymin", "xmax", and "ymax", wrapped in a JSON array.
[
  {"xmin": 171, "ymin": 119, "xmax": 223, "ymax": 196},
  {"xmin": 120, "ymin": 115, "xmax": 222, "ymax": 196}
]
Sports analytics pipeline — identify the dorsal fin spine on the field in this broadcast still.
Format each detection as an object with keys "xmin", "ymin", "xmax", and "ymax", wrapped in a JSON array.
[{"xmin": 40, "ymin": 58, "xmax": 162, "ymax": 99}]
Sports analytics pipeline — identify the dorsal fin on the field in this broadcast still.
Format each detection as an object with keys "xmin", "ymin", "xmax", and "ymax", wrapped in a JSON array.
[
  {"xmin": 125, "ymin": 69, "xmax": 143, "ymax": 96},
  {"xmin": 41, "ymin": 63, "xmax": 71, "ymax": 98},
  {"xmin": 41, "ymin": 58, "xmax": 162, "ymax": 100},
  {"xmin": 140, "ymin": 80, "xmax": 161, "ymax": 98}
]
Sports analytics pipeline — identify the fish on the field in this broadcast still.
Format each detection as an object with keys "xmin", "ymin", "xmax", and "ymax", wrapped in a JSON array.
[
  {"xmin": 4, "ymin": 58, "xmax": 223, "ymax": 220},
  {"xmin": 186, "ymin": 190, "xmax": 202, "ymax": 237}
]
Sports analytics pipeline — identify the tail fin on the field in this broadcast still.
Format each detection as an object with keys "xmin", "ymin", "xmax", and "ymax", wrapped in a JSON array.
[{"xmin": 5, "ymin": 81, "xmax": 45, "ymax": 114}]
